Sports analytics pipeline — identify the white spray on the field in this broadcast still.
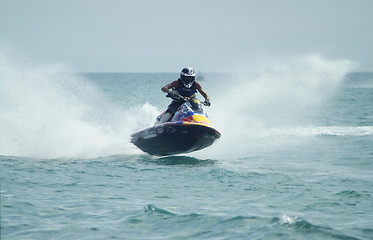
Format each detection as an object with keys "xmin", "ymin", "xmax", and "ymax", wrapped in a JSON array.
[
  {"xmin": 197, "ymin": 54, "xmax": 358, "ymax": 158},
  {"xmin": 0, "ymin": 53, "xmax": 158, "ymax": 158},
  {"xmin": 0, "ymin": 53, "xmax": 359, "ymax": 159}
]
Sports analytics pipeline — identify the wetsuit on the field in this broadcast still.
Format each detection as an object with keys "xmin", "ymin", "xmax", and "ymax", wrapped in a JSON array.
[{"xmin": 166, "ymin": 78, "xmax": 197, "ymax": 116}]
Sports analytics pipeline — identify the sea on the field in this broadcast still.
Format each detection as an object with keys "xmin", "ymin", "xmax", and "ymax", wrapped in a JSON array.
[{"xmin": 1, "ymin": 55, "xmax": 373, "ymax": 239}]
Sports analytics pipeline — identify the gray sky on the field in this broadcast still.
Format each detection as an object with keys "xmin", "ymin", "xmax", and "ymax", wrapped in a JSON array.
[{"xmin": 1, "ymin": 0, "xmax": 372, "ymax": 72}]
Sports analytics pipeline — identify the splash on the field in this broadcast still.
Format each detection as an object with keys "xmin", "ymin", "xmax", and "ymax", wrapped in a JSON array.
[
  {"xmin": 0, "ymin": 53, "xmax": 359, "ymax": 159},
  {"xmin": 0, "ymin": 54, "xmax": 158, "ymax": 158},
  {"xmin": 198, "ymin": 54, "xmax": 358, "ymax": 158}
]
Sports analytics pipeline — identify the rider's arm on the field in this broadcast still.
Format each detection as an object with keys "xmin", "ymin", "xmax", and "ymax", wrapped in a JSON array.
[
  {"xmin": 195, "ymin": 82, "xmax": 210, "ymax": 100},
  {"xmin": 161, "ymin": 81, "xmax": 179, "ymax": 93}
]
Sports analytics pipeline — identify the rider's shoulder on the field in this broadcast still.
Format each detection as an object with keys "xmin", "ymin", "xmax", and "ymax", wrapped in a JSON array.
[{"xmin": 171, "ymin": 80, "xmax": 180, "ymax": 87}]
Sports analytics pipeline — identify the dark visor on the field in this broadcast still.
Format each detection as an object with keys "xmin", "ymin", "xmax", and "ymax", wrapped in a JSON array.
[{"xmin": 182, "ymin": 76, "xmax": 195, "ymax": 83}]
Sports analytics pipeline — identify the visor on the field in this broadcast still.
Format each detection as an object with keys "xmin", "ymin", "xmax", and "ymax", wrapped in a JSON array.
[{"xmin": 182, "ymin": 76, "xmax": 195, "ymax": 83}]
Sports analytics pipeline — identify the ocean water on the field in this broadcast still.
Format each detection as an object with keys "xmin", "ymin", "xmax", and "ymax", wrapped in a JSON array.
[{"xmin": 1, "ymin": 55, "xmax": 373, "ymax": 239}]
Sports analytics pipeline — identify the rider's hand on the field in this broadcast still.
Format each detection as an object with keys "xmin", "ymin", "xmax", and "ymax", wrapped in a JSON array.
[
  {"xmin": 204, "ymin": 99, "xmax": 211, "ymax": 106},
  {"xmin": 166, "ymin": 90, "xmax": 181, "ymax": 100}
]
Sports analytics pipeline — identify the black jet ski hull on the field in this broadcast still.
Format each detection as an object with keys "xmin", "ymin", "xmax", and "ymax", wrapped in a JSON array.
[{"xmin": 131, "ymin": 124, "xmax": 221, "ymax": 156}]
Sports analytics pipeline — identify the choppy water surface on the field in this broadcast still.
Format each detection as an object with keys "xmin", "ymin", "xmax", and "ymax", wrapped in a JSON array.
[{"xmin": 1, "ymin": 56, "xmax": 373, "ymax": 239}]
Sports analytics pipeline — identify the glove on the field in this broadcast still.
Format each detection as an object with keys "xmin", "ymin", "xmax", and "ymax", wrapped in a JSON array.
[
  {"xmin": 204, "ymin": 99, "xmax": 211, "ymax": 106},
  {"xmin": 166, "ymin": 90, "xmax": 181, "ymax": 100}
]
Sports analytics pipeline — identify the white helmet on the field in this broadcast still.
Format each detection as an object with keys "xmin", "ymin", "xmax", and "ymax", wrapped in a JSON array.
[{"xmin": 180, "ymin": 67, "xmax": 196, "ymax": 88}]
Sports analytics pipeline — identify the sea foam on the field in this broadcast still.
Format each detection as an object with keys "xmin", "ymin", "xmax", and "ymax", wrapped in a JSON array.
[
  {"xmin": 199, "ymin": 54, "xmax": 358, "ymax": 158},
  {"xmin": 0, "ymin": 53, "xmax": 358, "ymax": 159},
  {"xmin": 0, "ymin": 53, "xmax": 157, "ymax": 158}
]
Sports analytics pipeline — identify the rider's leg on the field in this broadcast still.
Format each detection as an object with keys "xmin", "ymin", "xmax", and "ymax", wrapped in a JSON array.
[
  {"xmin": 158, "ymin": 112, "xmax": 171, "ymax": 123},
  {"xmin": 159, "ymin": 101, "xmax": 181, "ymax": 123}
]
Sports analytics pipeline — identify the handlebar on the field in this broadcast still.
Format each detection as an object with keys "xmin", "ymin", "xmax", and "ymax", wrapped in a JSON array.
[{"xmin": 166, "ymin": 91, "xmax": 209, "ymax": 106}]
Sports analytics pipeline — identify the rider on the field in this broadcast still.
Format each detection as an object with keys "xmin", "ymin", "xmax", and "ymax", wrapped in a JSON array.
[{"xmin": 159, "ymin": 67, "xmax": 211, "ymax": 123}]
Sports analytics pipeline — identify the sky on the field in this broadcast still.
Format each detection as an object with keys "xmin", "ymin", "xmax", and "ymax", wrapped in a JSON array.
[{"xmin": 0, "ymin": 0, "xmax": 372, "ymax": 72}]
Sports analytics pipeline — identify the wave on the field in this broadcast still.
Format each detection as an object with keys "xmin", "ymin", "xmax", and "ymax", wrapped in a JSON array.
[
  {"xmin": 0, "ymin": 53, "xmax": 158, "ymax": 158},
  {"xmin": 266, "ymin": 126, "xmax": 373, "ymax": 137},
  {"xmin": 122, "ymin": 205, "xmax": 363, "ymax": 239},
  {"xmin": 274, "ymin": 215, "xmax": 362, "ymax": 240},
  {"xmin": 200, "ymin": 54, "xmax": 359, "ymax": 157},
  {"xmin": 0, "ymin": 52, "xmax": 360, "ymax": 159}
]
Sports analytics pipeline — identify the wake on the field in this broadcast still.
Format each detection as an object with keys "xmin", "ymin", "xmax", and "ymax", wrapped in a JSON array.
[
  {"xmin": 0, "ymin": 53, "xmax": 359, "ymax": 159},
  {"xmin": 0, "ymin": 53, "xmax": 157, "ymax": 158}
]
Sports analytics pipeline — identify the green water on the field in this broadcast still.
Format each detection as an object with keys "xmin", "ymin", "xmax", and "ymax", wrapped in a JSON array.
[{"xmin": 1, "ymin": 67, "xmax": 372, "ymax": 239}]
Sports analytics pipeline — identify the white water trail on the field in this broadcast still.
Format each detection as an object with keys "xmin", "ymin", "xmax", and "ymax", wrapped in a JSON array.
[
  {"xmin": 197, "ymin": 54, "xmax": 359, "ymax": 158},
  {"xmin": 0, "ymin": 53, "xmax": 158, "ymax": 159},
  {"xmin": 0, "ymin": 53, "xmax": 359, "ymax": 159}
]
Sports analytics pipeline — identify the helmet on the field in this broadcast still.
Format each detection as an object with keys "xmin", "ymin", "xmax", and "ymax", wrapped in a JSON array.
[{"xmin": 180, "ymin": 67, "xmax": 196, "ymax": 88}]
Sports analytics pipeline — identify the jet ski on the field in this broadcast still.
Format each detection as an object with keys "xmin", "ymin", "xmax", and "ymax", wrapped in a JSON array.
[{"xmin": 131, "ymin": 96, "xmax": 221, "ymax": 156}]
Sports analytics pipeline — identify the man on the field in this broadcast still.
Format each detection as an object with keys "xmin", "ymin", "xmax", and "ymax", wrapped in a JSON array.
[{"xmin": 159, "ymin": 67, "xmax": 211, "ymax": 123}]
